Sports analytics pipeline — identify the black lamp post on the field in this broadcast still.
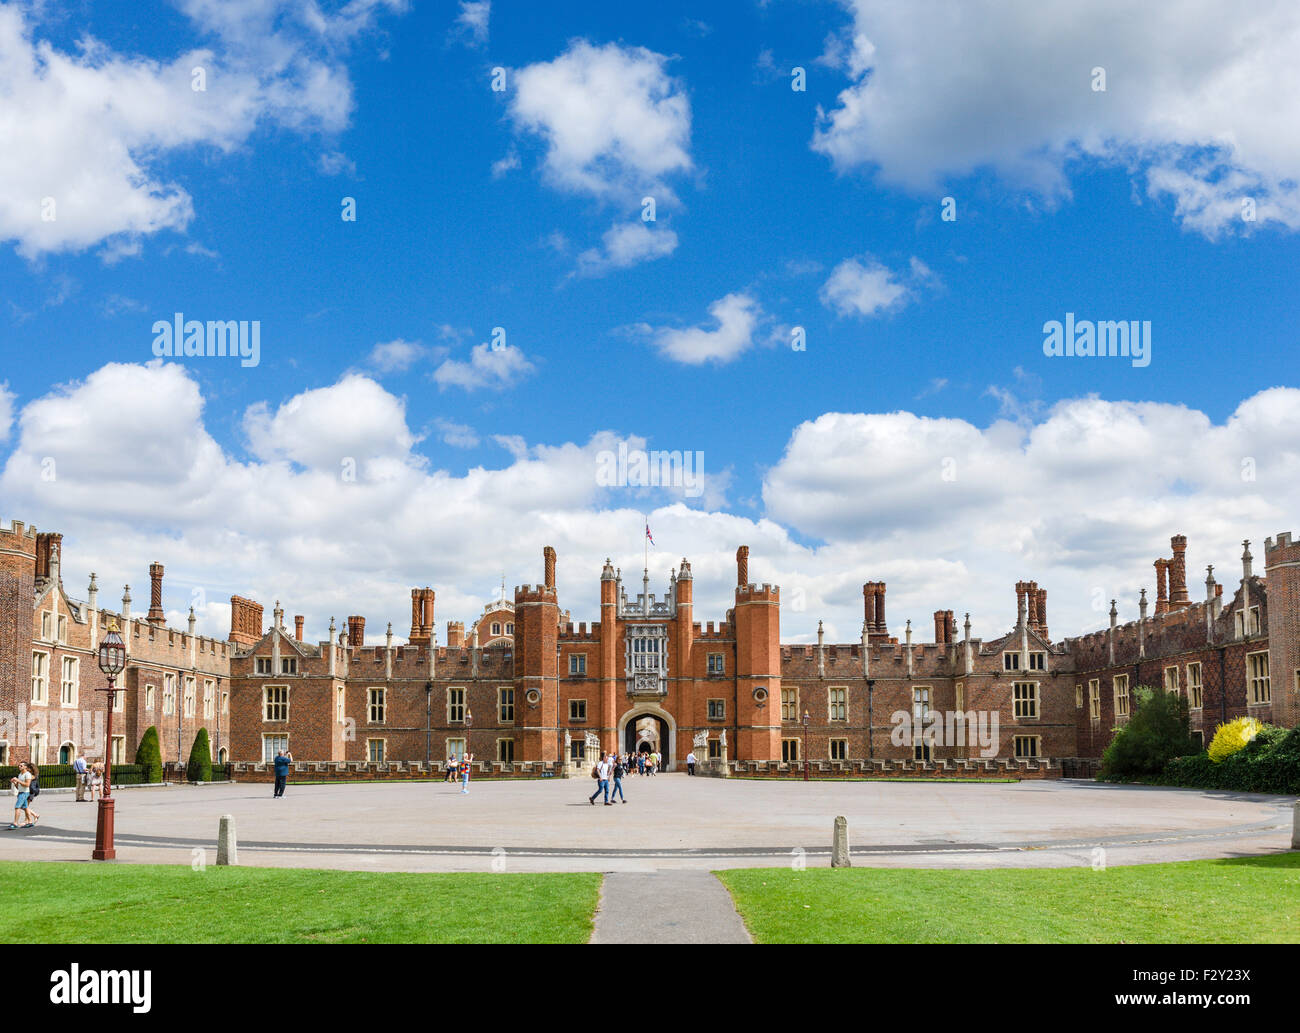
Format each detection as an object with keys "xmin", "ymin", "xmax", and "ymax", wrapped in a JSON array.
[
  {"xmin": 801, "ymin": 708, "xmax": 810, "ymax": 782},
  {"xmin": 424, "ymin": 681, "xmax": 432, "ymax": 771},
  {"xmin": 93, "ymin": 619, "xmax": 126, "ymax": 861}
]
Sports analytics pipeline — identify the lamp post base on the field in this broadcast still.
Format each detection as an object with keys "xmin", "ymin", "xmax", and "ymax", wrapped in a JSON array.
[{"xmin": 92, "ymin": 797, "xmax": 116, "ymax": 861}]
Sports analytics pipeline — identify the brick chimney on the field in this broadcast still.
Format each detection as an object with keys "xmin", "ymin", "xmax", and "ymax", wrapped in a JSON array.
[
  {"xmin": 736, "ymin": 545, "xmax": 749, "ymax": 587},
  {"xmin": 543, "ymin": 547, "xmax": 557, "ymax": 591},
  {"xmin": 933, "ymin": 610, "xmax": 948, "ymax": 643},
  {"xmin": 1169, "ymin": 534, "xmax": 1190, "ymax": 609},
  {"xmin": 946, "ymin": 610, "xmax": 956, "ymax": 643},
  {"xmin": 1154, "ymin": 559, "xmax": 1169, "ymax": 615},
  {"xmin": 1026, "ymin": 580, "xmax": 1039, "ymax": 628},
  {"xmin": 1035, "ymin": 588, "xmax": 1047, "ymax": 639},
  {"xmin": 294, "ymin": 615, "xmax": 304, "ymax": 641},
  {"xmin": 446, "ymin": 621, "xmax": 464, "ymax": 649},
  {"xmin": 863, "ymin": 583, "xmax": 876, "ymax": 630},
  {"xmin": 409, "ymin": 588, "xmax": 435, "ymax": 644},
  {"xmin": 347, "ymin": 615, "xmax": 365, "ymax": 649},
  {"xmin": 147, "ymin": 562, "xmax": 166, "ymax": 625},
  {"xmin": 874, "ymin": 582, "xmax": 887, "ymax": 634},
  {"xmin": 228, "ymin": 595, "xmax": 264, "ymax": 646}
]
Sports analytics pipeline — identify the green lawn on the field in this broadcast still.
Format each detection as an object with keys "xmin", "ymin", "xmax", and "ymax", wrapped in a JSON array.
[
  {"xmin": 718, "ymin": 853, "xmax": 1300, "ymax": 943},
  {"xmin": 0, "ymin": 862, "xmax": 600, "ymax": 943}
]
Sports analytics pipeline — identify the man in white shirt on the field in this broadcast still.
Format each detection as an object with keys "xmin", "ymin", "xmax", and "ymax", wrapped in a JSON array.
[
  {"xmin": 588, "ymin": 754, "xmax": 613, "ymax": 806},
  {"xmin": 686, "ymin": 750, "xmax": 697, "ymax": 776}
]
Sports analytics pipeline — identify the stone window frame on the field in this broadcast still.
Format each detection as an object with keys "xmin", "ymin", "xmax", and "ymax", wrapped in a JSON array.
[
  {"xmin": 184, "ymin": 675, "xmax": 196, "ymax": 718},
  {"xmin": 1187, "ymin": 662, "xmax": 1204, "ymax": 709},
  {"xmin": 1235, "ymin": 605, "xmax": 1261, "ymax": 638},
  {"xmin": 708, "ymin": 738, "xmax": 723, "ymax": 760},
  {"xmin": 261, "ymin": 733, "xmax": 288, "ymax": 763},
  {"xmin": 498, "ymin": 685, "xmax": 515, "ymax": 725},
  {"xmin": 1002, "ymin": 651, "xmax": 1021, "ymax": 672},
  {"xmin": 707, "ymin": 652, "xmax": 725, "ymax": 676},
  {"xmin": 336, "ymin": 686, "xmax": 346, "ymax": 724},
  {"xmin": 568, "ymin": 698, "xmax": 587, "ymax": 722},
  {"xmin": 40, "ymin": 610, "xmax": 52, "ymax": 642},
  {"xmin": 263, "ymin": 684, "xmax": 289, "ymax": 723},
  {"xmin": 1013, "ymin": 734, "xmax": 1040, "ymax": 759},
  {"xmin": 280, "ymin": 656, "xmax": 297, "ymax": 675},
  {"xmin": 1027, "ymin": 651, "xmax": 1046, "ymax": 671},
  {"xmin": 368, "ymin": 686, "xmax": 386, "ymax": 724},
  {"xmin": 1163, "ymin": 665, "xmax": 1180, "ymax": 695},
  {"xmin": 491, "ymin": 622, "xmax": 502, "ymax": 637},
  {"xmin": 1012, "ymin": 681, "xmax": 1039, "ymax": 720},
  {"xmin": 1246, "ymin": 650, "xmax": 1270, "ymax": 705},
  {"xmin": 1088, "ymin": 678, "xmax": 1101, "ymax": 720},
  {"xmin": 145, "ymin": 683, "xmax": 155, "ymax": 712},
  {"xmin": 29, "ymin": 731, "xmax": 45, "ymax": 765},
  {"xmin": 829, "ymin": 737, "xmax": 848, "ymax": 761},
  {"xmin": 497, "ymin": 737, "xmax": 515, "ymax": 763},
  {"xmin": 828, "ymin": 685, "xmax": 847, "ymax": 721},
  {"xmin": 1074, "ymin": 683, "xmax": 1083, "ymax": 709},
  {"xmin": 367, "ymin": 737, "xmax": 385, "ymax": 763},
  {"xmin": 569, "ymin": 653, "xmax": 587, "ymax": 676},
  {"xmin": 255, "ymin": 657, "xmax": 273, "ymax": 675},
  {"xmin": 446, "ymin": 737, "xmax": 466, "ymax": 762},
  {"xmin": 780, "ymin": 687, "xmax": 799, "ymax": 723},
  {"xmin": 60, "ymin": 654, "xmax": 79, "ymax": 707},
  {"xmin": 57, "ymin": 614, "xmax": 68, "ymax": 644},
  {"xmin": 31, "ymin": 649, "xmax": 49, "ymax": 705},
  {"xmin": 780, "ymin": 737, "xmax": 800, "ymax": 763},
  {"xmin": 203, "ymin": 679, "xmax": 215, "ymax": 719},
  {"xmin": 707, "ymin": 698, "xmax": 725, "ymax": 721},
  {"xmin": 1113, "ymin": 675, "xmax": 1130, "ymax": 719},
  {"xmin": 447, "ymin": 686, "xmax": 466, "ymax": 723}
]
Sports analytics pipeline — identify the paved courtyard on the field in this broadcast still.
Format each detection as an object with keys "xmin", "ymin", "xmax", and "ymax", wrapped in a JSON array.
[{"xmin": 3, "ymin": 775, "xmax": 1294, "ymax": 873}]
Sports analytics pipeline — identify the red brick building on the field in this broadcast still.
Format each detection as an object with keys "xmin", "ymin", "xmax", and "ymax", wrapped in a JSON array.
[
  {"xmin": 0, "ymin": 520, "xmax": 231, "ymax": 770},
  {"xmin": 3, "ymin": 517, "xmax": 1297, "ymax": 775}
]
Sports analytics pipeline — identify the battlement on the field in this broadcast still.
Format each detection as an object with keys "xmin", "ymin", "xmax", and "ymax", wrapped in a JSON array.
[
  {"xmin": 559, "ymin": 621, "xmax": 594, "ymax": 640},
  {"xmin": 515, "ymin": 584, "xmax": 558, "ymax": 603},
  {"xmin": 693, "ymin": 621, "xmax": 734, "ymax": 639},
  {"xmin": 1266, "ymin": 531, "xmax": 1299, "ymax": 560},
  {"xmin": 0, "ymin": 519, "xmax": 39, "ymax": 550},
  {"xmin": 736, "ymin": 583, "xmax": 779, "ymax": 601}
]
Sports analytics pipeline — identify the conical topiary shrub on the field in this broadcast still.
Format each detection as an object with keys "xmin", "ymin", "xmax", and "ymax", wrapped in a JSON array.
[
  {"xmin": 135, "ymin": 726, "xmax": 163, "ymax": 783},
  {"xmin": 186, "ymin": 727, "xmax": 213, "ymax": 783}
]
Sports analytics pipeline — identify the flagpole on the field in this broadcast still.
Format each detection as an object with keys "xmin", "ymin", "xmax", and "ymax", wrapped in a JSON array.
[{"xmin": 644, "ymin": 512, "xmax": 648, "ymax": 574}]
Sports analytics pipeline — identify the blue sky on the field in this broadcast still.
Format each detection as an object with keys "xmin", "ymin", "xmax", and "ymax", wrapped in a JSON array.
[{"xmin": 3, "ymin": 0, "xmax": 1300, "ymax": 643}]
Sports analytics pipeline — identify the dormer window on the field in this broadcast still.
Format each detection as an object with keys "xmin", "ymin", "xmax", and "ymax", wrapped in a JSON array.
[
  {"xmin": 255, "ymin": 657, "xmax": 272, "ymax": 675},
  {"xmin": 1028, "ymin": 652, "xmax": 1046, "ymax": 671},
  {"xmin": 1003, "ymin": 652, "xmax": 1021, "ymax": 671},
  {"xmin": 281, "ymin": 657, "xmax": 297, "ymax": 675}
]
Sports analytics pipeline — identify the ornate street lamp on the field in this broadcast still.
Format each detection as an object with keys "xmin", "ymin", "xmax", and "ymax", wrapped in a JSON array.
[
  {"xmin": 424, "ymin": 680, "xmax": 433, "ymax": 772},
  {"xmin": 801, "ymin": 708, "xmax": 810, "ymax": 782},
  {"xmin": 93, "ymin": 620, "xmax": 126, "ymax": 861}
]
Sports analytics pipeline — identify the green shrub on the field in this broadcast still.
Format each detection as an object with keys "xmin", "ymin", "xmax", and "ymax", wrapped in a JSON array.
[
  {"xmin": 1152, "ymin": 724, "xmax": 1300, "ymax": 794},
  {"xmin": 186, "ymin": 728, "xmax": 212, "ymax": 783},
  {"xmin": 1099, "ymin": 686, "xmax": 1199, "ymax": 778},
  {"xmin": 134, "ymin": 726, "xmax": 163, "ymax": 783}
]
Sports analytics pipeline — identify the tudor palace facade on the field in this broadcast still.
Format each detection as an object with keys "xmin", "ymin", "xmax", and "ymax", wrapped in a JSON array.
[{"xmin": 3, "ymin": 516, "xmax": 1298, "ymax": 776}]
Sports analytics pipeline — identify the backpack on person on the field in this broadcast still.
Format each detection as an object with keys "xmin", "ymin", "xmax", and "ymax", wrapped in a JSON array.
[
  {"xmin": 29, "ymin": 778, "xmax": 40, "ymax": 799},
  {"xmin": 591, "ymin": 764, "xmax": 600, "ymax": 779}
]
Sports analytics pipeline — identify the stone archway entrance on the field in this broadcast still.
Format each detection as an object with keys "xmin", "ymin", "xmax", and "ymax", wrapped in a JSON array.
[{"xmin": 618, "ymin": 705, "xmax": 676, "ymax": 770}]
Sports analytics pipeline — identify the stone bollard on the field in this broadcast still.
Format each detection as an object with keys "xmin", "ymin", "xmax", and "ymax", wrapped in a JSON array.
[
  {"xmin": 832, "ymin": 815, "xmax": 851, "ymax": 868},
  {"xmin": 1293, "ymin": 802, "xmax": 1300, "ymax": 851},
  {"xmin": 217, "ymin": 814, "xmax": 238, "ymax": 866}
]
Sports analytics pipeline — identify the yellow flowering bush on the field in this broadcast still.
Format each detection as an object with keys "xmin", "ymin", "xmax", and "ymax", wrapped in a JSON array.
[{"xmin": 1207, "ymin": 717, "xmax": 1264, "ymax": 763}]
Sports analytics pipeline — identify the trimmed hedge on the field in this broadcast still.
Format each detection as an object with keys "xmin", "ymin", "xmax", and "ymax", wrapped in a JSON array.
[{"xmin": 186, "ymin": 728, "xmax": 212, "ymax": 783}]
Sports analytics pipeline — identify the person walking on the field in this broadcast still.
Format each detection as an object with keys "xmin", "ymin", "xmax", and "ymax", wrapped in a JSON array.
[
  {"xmin": 588, "ymin": 753, "xmax": 612, "ymax": 805},
  {"xmin": 272, "ymin": 748, "xmax": 293, "ymax": 798},
  {"xmin": 445, "ymin": 755, "xmax": 458, "ymax": 783},
  {"xmin": 460, "ymin": 752, "xmax": 474, "ymax": 794},
  {"xmin": 637, "ymin": 752, "xmax": 646, "ymax": 776},
  {"xmin": 7, "ymin": 762, "xmax": 33, "ymax": 829},
  {"xmin": 686, "ymin": 750, "xmax": 697, "ymax": 776},
  {"xmin": 24, "ymin": 763, "xmax": 40, "ymax": 824},
  {"xmin": 73, "ymin": 754, "xmax": 88, "ymax": 802},
  {"xmin": 89, "ymin": 762, "xmax": 104, "ymax": 802},
  {"xmin": 610, "ymin": 754, "xmax": 627, "ymax": 804}
]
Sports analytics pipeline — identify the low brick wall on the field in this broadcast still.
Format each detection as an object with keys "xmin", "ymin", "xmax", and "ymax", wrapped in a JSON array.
[
  {"xmin": 718, "ymin": 757, "xmax": 1068, "ymax": 780},
  {"xmin": 233, "ymin": 760, "xmax": 567, "ymax": 782}
]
